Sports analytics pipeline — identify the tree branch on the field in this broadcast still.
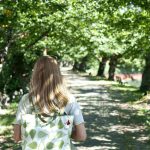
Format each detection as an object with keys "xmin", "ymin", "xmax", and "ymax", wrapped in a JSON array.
[{"xmin": 24, "ymin": 28, "xmax": 51, "ymax": 50}]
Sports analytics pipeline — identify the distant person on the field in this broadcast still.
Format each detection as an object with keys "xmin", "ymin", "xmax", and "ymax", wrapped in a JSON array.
[{"xmin": 13, "ymin": 55, "xmax": 86, "ymax": 149}]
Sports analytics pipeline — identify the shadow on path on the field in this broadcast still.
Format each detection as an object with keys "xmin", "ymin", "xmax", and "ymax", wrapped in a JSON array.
[
  {"xmin": 63, "ymin": 69, "xmax": 150, "ymax": 150},
  {"xmin": 0, "ymin": 68, "xmax": 149, "ymax": 150}
]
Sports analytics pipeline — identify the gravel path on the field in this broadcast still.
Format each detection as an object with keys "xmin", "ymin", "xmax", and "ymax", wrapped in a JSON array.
[{"xmin": 62, "ymin": 68, "xmax": 150, "ymax": 150}]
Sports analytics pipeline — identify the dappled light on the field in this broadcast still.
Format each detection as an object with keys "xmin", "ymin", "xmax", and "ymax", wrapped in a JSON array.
[
  {"xmin": 61, "ymin": 69, "xmax": 150, "ymax": 150},
  {"xmin": 0, "ymin": 68, "xmax": 150, "ymax": 149},
  {"xmin": 0, "ymin": 0, "xmax": 150, "ymax": 149}
]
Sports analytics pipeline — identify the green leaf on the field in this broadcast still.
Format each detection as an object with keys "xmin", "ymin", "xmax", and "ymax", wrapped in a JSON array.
[
  {"xmin": 58, "ymin": 119, "xmax": 64, "ymax": 129},
  {"xmin": 46, "ymin": 142, "xmax": 54, "ymax": 149},
  {"xmin": 38, "ymin": 131, "xmax": 47, "ymax": 138},
  {"xmin": 56, "ymin": 131, "xmax": 64, "ymax": 138},
  {"xmin": 23, "ymin": 122, "xmax": 27, "ymax": 128},
  {"xmin": 29, "ymin": 129, "xmax": 36, "ymax": 139},
  {"xmin": 24, "ymin": 131, "xmax": 28, "ymax": 138},
  {"xmin": 58, "ymin": 141, "xmax": 64, "ymax": 148},
  {"xmin": 23, "ymin": 140, "xmax": 27, "ymax": 148},
  {"xmin": 28, "ymin": 142, "xmax": 37, "ymax": 149},
  {"xmin": 49, "ymin": 122, "xmax": 55, "ymax": 128}
]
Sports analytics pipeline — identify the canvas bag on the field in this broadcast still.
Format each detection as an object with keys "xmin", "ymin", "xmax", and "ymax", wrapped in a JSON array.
[{"xmin": 20, "ymin": 99, "xmax": 74, "ymax": 150}]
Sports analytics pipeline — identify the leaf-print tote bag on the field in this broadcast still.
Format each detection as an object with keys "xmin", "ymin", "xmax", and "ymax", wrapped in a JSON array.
[{"xmin": 21, "ymin": 112, "xmax": 74, "ymax": 150}]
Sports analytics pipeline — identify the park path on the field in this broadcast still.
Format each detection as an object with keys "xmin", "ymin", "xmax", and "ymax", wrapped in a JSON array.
[{"xmin": 61, "ymin": 67, "xmax": 150, "ymax": 150}]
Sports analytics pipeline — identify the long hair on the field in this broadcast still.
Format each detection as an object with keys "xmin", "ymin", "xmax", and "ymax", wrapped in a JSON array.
[{"xmin": 29, "ymin": 56, "xmax": 69, "ymax": 113}]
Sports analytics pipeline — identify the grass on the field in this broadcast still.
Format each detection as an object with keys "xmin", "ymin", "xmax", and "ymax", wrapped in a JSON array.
[
  {"xmin": 85, "ymin": 74, "xmax": 142, "ymax": 103},
  {"xmin": 138, "ymin": 109, "xmax": 150, "ymax": 132},
  {"xmin": 0, "ymin": 102, "xmax": 21, "ymax": 150},
  {"xmin": 111, "ymin": 83, "xmax": 143, "ymax": 102},
  {"xmin": 88, "ymin": 76, "xmax": 106, "ymax": 81},
  {"xmin": 87, "ymin": 75, "xmax": 150, "ymax": 127}
]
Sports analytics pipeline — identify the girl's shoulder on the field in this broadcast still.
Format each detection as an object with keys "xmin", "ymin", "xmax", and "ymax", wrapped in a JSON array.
[
  {"xmin": 65, "ymin": 94, "xmax": 78, "ymax": 114},
  {"xmin": 19, "ymin": 93, "xmax": 30, "ymax": 106},
  {"xmin": 22, "ymin": 93, "xmax": 29, "ymax": 99},
  {"xmin": 67, "ymin": 94, "xmax": 76, "ymax": 104}
]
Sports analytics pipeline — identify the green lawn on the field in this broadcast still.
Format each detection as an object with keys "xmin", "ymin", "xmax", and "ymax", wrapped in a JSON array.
[{"xmin": 0, "ymin": 102, "xmax": 21, "ymax": 150}]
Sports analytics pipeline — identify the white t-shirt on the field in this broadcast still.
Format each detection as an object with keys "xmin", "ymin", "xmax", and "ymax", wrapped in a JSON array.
[{"xmin": 14, "ymin": 93, "xmax": 84, "ymax": 126}]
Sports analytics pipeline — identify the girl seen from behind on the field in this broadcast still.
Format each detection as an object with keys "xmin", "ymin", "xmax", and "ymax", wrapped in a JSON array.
[{"xmin": 13, "ymin": 56, "xmax": 86, "ymax": 149}]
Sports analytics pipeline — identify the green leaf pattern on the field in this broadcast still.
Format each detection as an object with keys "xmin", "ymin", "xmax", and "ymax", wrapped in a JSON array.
[
  {"xmin": 38, "ymin": 131, "xmax": 47, "ymax": 138},
  {"xmin": 56, "ymin": 131, "xmax": 64, "ymax": 138},
  {"xmin": 24, "ymin": 131, "xmax": 28, "ymax": 138},
  {"xmin": 21, "ymin": 115, "xmax": 74, "ymax": 150},
  {"xmin": 58, "ymin": 141, "xmax": 64, "ymax": 148},
  {"xmin": 28, "ymin": 142, "xmax": 37, "ymax": 149},
  {"xmin": 58, "ymin": 119, "xmax": 64, "ymax": 129},
  {"xmin": 46, "ymin": 142, "xmax": 54, "ymax": 149},
  {"xmin": 29, "ymin": 129, "xmax": 36, "ymax": 139},
  {"xmin": 49, "ymin": 122, "xmax": 55, "ymax": 128},
  {"xmin": 23, "ymin": 122, "xmax": 27, "ymax": 128}
]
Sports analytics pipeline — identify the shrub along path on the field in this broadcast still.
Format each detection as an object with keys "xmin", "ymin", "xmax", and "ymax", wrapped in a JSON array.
[{"xmin": 0, "ymin": 67, "xmax": 150, "ymax": 150}]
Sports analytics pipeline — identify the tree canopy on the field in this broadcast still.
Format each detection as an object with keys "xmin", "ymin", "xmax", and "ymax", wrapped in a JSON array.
[{"xmin": 0, "ymin": 0, "xmax": 150, "ymax": 98}]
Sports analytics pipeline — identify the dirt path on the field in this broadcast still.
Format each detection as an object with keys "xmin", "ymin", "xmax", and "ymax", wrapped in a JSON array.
[{"xmin": 62, "ymin": 68, "xmax": 150, "ymax": 150}]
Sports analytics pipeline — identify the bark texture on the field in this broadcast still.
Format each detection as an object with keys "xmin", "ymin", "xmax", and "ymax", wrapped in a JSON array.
[
  {"xmin": 97, "ymin": 56, "xmax": 108, "ymax": 77},
  {"xmin": 140, "ymin": 53, "xmax": 150, "ymax": 92}
]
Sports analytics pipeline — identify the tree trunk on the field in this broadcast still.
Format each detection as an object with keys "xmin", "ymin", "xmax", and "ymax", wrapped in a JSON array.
[
  {"xmin": 140, "ymin": 53, "xmax": 150, "ymax": 92},
  {"xmin": 73, "ymin": 61, "xmax": 80, "ymax": 71},
  {"xmin": 78, "ymin": 55, "xmax": 88, "ymax": 72},
  {"xmin": 73, "ymin": 55, "xmax": 88, "ymax": 72},
  {"xmin": 97, "ymin": 56, "xmax": 108, "ymax": 77},
  {"xmin": 108, "ymin": 55, "xmax": 118, "ymax": 80}
]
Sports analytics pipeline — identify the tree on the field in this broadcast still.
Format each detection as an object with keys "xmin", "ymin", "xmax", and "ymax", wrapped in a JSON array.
[
  {"xmin": 103, "ymin": 0, "xmax": 150, "ymax": 87},
  {"xmin": 1, "ymin": 0, "xmax": 150, "ymax": 100},
  {"xmin": 140, "ymin": 53, "xmax": 150, "ymax": 92},
  {"xmin": 97, "ymin": 56, "xmax": 108, "ymax": 77}
]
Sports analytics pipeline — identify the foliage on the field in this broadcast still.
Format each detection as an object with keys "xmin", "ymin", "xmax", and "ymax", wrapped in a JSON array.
[
  {"xmin": 117, "ymin": 58, "xmax": 145, "ymax": 73},
  {"xmin": 0, "ymin": 0, "xmax": 150, "ymax": 96},
  {"xmin": 138, "ymin": 109, "xmax": 150, "ymax": 132},
  {"xmin": 0, "ymin": 101, "xmax": 20, "ymax": 149}
]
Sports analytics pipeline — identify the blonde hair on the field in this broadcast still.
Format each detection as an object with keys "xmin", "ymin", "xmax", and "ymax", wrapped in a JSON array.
[{"xmin": 29, "ymin": 56, "xmax": 69, "ymax": 113}]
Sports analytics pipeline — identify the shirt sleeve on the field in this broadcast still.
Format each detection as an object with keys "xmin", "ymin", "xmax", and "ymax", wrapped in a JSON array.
[
  {"xmin": 65, "ymin": 95, "xmax": 84, "ymax": 125},
  {"xmin": 14, "ymin": 93, "xmax": 31, "ymax": 125}
]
